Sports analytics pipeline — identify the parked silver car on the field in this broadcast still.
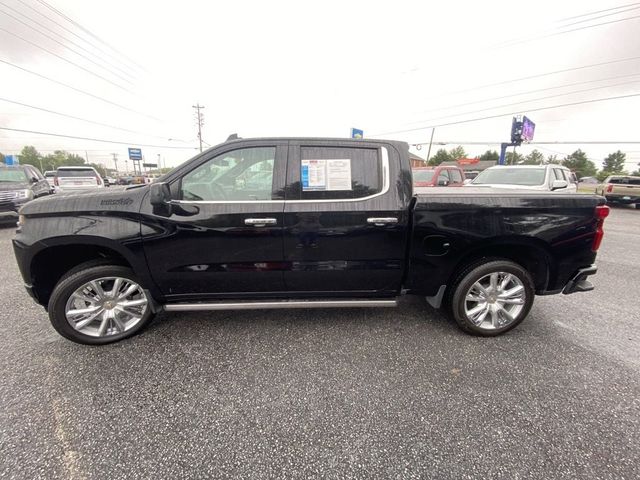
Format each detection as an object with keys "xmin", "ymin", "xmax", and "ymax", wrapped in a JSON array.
[
  {"xmin": 54, "ymin": 166, "xmax": 105, "ymax": 193},
  {"xmin": 468, "ymin": 165, "xmax": 578, "ymax": 193}
]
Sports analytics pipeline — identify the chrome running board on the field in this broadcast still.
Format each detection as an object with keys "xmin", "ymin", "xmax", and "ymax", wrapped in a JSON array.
[{"xmin": 164, "ymin": 299, "xmax": 398, "ymax": 312}]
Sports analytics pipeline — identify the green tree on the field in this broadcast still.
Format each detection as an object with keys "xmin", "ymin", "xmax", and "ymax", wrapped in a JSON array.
[
  {"xmin": 449, "ymin": 146, "xmax": 466, "ymax": 161},
  {"xmin": 546, "ymin": 154, "xmax": 560, "ymax": 165},
  {"xmin": 523, "ymin": 149, "xmax": 545, "ymax": 165},
  {"xmin": 505, "ymin": 151, "xmax": 524, "ymax": 165},
  {"xmin": 88, "ymin": 163, "xmax": 106, "ymax": 177},
  {"xmin": 19, "ymin": 146, "xmax": 43, "ymax": 169},
  {"xmin": 478, "ymin": 150, "xmax": 499, "ymax": 162},
  {"xmin": 631, "ymin": 169, "xmax": 640, "ymax": 176},
  {"xmin": 427, "ymin": 148, "xmax": 451, "ymax": 166},
  {"xmin": 561, "ymin": 150, "xmax": 596, "ymax": 179},
  {"xmin": 61, "ymin": 153, "xmax": 86, "ymax": 166},
  {"xmin": 0, "ymin": 152, "xmax": 5, "ymax": 163},
  {"xmin": 428, "ymin": 146, "xmax": 466, "ymax": 166},
  {"xmin": 601, "ymin": 151, "xmax": 626, "ymax": 174}
]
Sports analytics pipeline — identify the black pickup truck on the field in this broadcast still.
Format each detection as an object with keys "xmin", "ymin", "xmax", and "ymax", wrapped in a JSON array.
[{"xmin": 12, "ymin": 137, "xmax": 609, "ymax": 344}]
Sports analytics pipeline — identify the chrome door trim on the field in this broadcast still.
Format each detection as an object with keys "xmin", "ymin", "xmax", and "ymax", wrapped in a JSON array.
[{"xmin": 164, "ymin": 298, "xmax": 398, "ymax": 311}]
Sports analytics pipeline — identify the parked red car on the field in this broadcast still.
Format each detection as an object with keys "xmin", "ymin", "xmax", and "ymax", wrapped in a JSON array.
[{"xmin": 412, "ymin": 165, "xmax": 465, "ymax": 187}]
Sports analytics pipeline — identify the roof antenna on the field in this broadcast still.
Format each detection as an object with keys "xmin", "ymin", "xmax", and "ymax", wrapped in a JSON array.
[{"xmin": 226, "ymin": 133, "xmax": 240, "ymax": 141}]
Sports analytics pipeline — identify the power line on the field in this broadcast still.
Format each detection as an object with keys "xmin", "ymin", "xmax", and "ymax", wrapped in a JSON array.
[
  {"xmin": 557, "ymin": 2, "xmax": 640, "ymax": 22},
  {"xmin": 15, "ymin": 0, "xmax": 142, "ymax": 76},
  {"xmin": 0, "ymin": 126, "xmax": 198, "ymax": 149},
  {"xmin": 372, "ymin": 92, "xmax": 640, "ymax": 137},
  {"xmin": 0, "ymin": 1, "xmax": 136, "ymax": 84},
  {"xmin": 409, "ymin": 72, "xmax": 640, "ymax": 117},
  {"xmin": 402, "ymin": 78, "xmax": 640, "ymax": 127},
  {"xmin": 0, "ymin": 97, "xmax": 179, "ymax": 141},
  {"xmin": 0, "ymin": 58, "xmax": 162, "ymax": 122},
  {"xmin": 492, "ymin": 6, "xmax": 640, "ymax": 50},
  {"xmin": 560, "ymin": 5, "xmax": 640, "ymax": 28},
  {"xmin": 494, "ymin": 13, "xmax": 640, "ymax": 49},
  {"xmin": 415, "ymin": 55, "xmax": 640, "ymax": 103},
  {"xmin": 34, "ymin": 0, "xmax": 146, "ymax": 73},
  {"xmin": 0, "ymin": 26, "xmax": 133, "ymax": 93}
]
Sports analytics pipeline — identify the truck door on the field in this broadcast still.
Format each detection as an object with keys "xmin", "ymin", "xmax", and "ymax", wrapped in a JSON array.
[
  {"xmin": 282, "ymin": 141, "xmax": 410, "ymax": 296},
  {"xmin": 141, "ymin": 142, "xmax": 287, "ymax": 299}
]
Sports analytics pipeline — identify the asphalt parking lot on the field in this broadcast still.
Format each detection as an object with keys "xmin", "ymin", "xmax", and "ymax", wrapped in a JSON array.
[{"xmin": 0, "ymin": 207, "xmax": 638, "ymax": 479}]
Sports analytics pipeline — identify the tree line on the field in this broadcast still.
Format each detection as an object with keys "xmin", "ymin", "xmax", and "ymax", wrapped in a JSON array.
[
  {"xmin": 426, "ymin": 146, "xmax": 639, "ymax": 180},
  {"xmin": 0, "ymin": 146, "xmax": 173, "ymax": 177},
  {"xmin": 0, "ymin": 146, "xmax": 109, "ymax": 177}
]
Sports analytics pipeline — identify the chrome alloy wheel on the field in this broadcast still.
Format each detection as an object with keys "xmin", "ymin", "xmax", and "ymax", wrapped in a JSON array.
[
  {"xmin": 64, "ymin": 277, "xmax": 148, "ymax": 337},
  {"xmin": 463, "ymin": 272, "xmax": 526, "ymax": 330}
]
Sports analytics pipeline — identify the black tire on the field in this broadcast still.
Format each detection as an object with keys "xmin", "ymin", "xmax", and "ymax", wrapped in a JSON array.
[
  {"xmin": 48, "ymin": 264, "xmax": 155, "ymax": 345},
  {"xmin": 635, "ymin": 203, "xmax": 640, "ymax": 209},
  {"xmin": 447, "ymin": 259, "xmax": 535, "ymax": 337}
]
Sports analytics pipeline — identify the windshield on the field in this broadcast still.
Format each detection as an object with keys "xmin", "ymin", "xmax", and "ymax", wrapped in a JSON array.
[
  {"xmin": 472, "ymin": 167, "xmax": 546, "ymax": 186},
  {"xmin": 0, "ymin": 168, "xmax": 28, "ymax": 183},
  {"xmin": 413, "ymin": 170, "xmax": 435, "ymax": 182},
  {"xmin": 57, "ymin": 168, "xmax": 96, "ymax": 177}
]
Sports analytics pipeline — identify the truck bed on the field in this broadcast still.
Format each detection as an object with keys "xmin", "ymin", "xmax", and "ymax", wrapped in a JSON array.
[{"xmin": 406, "ymin": 188, "xmax": 604, "ymax": 297}]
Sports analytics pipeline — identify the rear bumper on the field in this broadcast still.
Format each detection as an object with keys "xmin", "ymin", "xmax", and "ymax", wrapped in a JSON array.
[
  {"xmin": 562, "ymin": 265, "xmax": 597, "ymax": 294},
  {"xmin": 605, "ymin": 195, "xmax": 640, "ymax": 204}
]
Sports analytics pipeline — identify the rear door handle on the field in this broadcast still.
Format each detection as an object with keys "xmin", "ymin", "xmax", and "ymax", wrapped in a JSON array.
[
  {"xmin": 244, "ymin": 217, "xmax": 277, "ymax": 227},
  {"xmin": 367, "ymin": 217, "xmax": 398, "ymax": 226}
]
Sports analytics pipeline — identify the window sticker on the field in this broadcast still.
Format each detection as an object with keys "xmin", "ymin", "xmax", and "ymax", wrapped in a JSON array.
[{"xmin": 301, "ymin": 159, "xmax": 352, "ymax": 191}]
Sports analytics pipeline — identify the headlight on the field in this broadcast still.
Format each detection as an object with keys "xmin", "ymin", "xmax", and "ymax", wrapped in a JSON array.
[{"xmin": 18, "ymin": 214, "xmax": 26, "ymax": 226}]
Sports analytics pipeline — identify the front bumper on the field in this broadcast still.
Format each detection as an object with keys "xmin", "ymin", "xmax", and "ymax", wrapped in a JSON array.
[{"xmin": 562, "ymin": 265, "xmax": 597, "ymax": 294}]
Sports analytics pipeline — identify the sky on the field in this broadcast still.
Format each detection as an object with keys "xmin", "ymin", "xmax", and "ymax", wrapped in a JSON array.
[{"xmin": 1, "ymin": 0, "xmax": 640, "ymax": 172}]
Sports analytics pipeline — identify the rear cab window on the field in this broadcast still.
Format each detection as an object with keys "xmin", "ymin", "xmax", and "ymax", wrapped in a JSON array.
[
  {"xmin": 57, "ymin": 168, "xmax": 97, "ymax": 177},
  {"xmin": 290, "ymin": 145, "xmax": 383, "ymax": 200}
]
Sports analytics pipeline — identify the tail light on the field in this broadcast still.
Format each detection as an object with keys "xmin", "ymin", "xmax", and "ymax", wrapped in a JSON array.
[
  {"xmin": 96, "ymin": 175, "xmax": 102, "ymax": 185},
  {"xmin": 592, "ymin": 205, "xmax": 610, "ymax": 252},
  {"xmin": 606, "ymin": 184, "xmax": 613, "ymax": 193},
  {"xmin": 54, "ymin": 176, "xmax": 59, "ymax": 186}
]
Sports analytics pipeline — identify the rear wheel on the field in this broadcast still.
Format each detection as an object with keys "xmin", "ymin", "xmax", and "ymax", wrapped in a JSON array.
[
  {"xmin": 448, "ymin": 259, "xmax": 535, "ymax": 336},
  {"xmin": 48, "ymin": 264, "xmax": 155, "ymax": 345}
]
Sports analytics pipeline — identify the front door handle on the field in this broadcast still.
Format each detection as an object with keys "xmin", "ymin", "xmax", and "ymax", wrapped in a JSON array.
[
  {"xmin": 367, "ymin": 217, "xmax": 399, "ymax": 226},
  {"xmin": 244, "ymin": 217, "xmax": 277, "ymax": 227}
]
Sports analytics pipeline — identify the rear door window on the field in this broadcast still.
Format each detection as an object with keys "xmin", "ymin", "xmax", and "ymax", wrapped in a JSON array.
[{"xmin": 294, "ymin": 146, "xmax": 382, "ymax": 200}]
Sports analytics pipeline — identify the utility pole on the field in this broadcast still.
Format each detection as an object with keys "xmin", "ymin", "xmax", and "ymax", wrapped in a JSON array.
[
  {"xmin": 111, "ymin": 153, "xmax": 119, "ymax": 172},
  {"xmin": 192, "ymin": 103, "xmax": 205, "ymax": 152},
  {"xmin": 426, "ymin": 128, "xmax": 436, "ymax": 164}
]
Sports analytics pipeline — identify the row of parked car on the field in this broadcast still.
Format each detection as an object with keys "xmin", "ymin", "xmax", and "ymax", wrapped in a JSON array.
[
  {"xmin": 413, "ymin": 164, "xmax": 580, "ymax": 193},
  {"xmin": 413, "ymin": 163, "xmax": 640, "ymax": 207},
  {"xmin": 0, "ymin": 165, "xmax": 112, "ymax": 223}
]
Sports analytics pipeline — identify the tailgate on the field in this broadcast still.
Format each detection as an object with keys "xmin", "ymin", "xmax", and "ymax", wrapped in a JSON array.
[{"xmin": 611, "ymin": 184, "xmax": 640, "ymax": 196}]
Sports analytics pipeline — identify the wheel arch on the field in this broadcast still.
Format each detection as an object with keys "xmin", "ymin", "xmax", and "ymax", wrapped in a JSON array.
[
  {"xmin": 28, "ymin": 235, "xmax": 155, "ymax": 309},
  {"xmin": 445, "ymin": 237, "xmax": 555, "ymax": 296}
]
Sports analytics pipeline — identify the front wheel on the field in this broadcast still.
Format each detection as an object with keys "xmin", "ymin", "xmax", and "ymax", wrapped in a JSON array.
[
  {"xmin": 448, "ymin": 259, "xmax": 535, "ymax": 336},
  {"xmin": 48, "ymin": 264, "xmax": 155, "ymax": 345}
]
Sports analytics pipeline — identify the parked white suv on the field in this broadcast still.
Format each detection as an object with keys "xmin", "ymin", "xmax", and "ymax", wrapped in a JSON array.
[
  {"xmin": 54, "ymin": 166, "xmax": 105, "ymax": 193},
  {"xmin": 469, "ymin": 165, "xmax": 578, "ymax": 193}
]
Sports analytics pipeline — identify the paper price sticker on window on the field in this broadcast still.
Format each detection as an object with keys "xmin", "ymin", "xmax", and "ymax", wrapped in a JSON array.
[{"xmin": 301, "ymin": 159, "xmax": 352, "ymax": 191}]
